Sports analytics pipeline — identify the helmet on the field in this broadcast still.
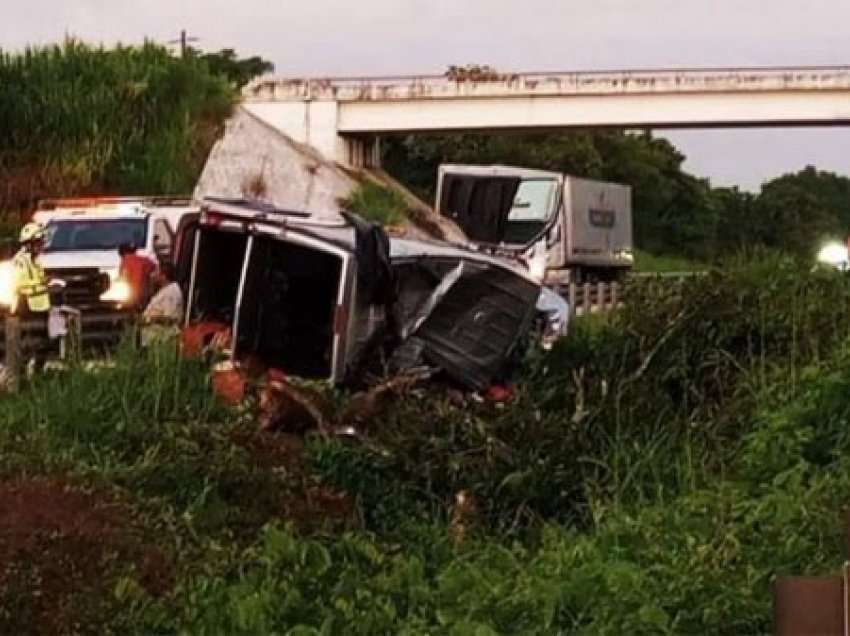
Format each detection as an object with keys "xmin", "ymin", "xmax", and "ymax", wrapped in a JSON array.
[{"xmin": 19, "ymin": 222, "xmax": 45, "ymax": 243}]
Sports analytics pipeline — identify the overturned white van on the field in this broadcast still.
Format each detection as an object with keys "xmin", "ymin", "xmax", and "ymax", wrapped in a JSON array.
[{"xmin": 179, "ymin": 198, "xmax": 549, "ymax": 390}]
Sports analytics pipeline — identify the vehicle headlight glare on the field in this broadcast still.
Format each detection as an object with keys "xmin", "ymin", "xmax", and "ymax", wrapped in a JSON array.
[
  {"xmin": 100, "ymin": 279, "xmax": 131, "ymax": 303},
  {"xmin": 0, "ymin": 261, "xmax": 15, "ymax": 307},
  {"xmin": 817, "ymin": 242, "xmax": 849, "ymax": 269}
]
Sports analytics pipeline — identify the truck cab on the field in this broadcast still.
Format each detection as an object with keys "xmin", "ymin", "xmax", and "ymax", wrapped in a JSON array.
[
  {"xmin": 30, "ymin": 197, "xmax": 197, "ymax": 310},
  {"xmin": 436, "ymin": 164, "xmax": 633, "ymax": 285}
]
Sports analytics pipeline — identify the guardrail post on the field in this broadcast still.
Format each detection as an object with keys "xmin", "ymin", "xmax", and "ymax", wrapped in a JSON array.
[
  {"xmin": 597, "ymin": 281, "xmax": 606, "ymax": 311},
  {"xmin": 568, "ymin": 283, "xmax": 577, "ymax": 318},
  {"xmin": 4, "ymin": 315, "xmax": 20, "ymax": 393},
  {"xmin": 60, "ymin": 309, "xmax": 82, "ymax": 361},
  {"xmin": 582, "ymin": 282, "xmax": 591, "ymax": 315}
]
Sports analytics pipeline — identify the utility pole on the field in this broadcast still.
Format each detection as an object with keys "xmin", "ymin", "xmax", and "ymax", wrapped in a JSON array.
[{"xmin": 168, "ymin": 30, "xmax": 199, "ymax": 58}]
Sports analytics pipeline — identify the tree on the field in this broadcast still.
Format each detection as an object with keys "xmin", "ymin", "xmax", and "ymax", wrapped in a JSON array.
[
  {"xmin": 755, "ymin": 173, "xmax": 844, "ymax": 257},
  {"xmin": 192, "ymin": 48, "xmax": 274, "ymax": 88}
]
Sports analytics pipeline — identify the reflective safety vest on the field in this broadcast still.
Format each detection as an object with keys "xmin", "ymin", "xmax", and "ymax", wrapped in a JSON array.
[{"xmin": 12, "ymin": 249, "xmax": 50, "ymax": 313}]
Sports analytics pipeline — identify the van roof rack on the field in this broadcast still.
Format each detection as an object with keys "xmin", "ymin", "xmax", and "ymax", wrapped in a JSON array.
[{"xmin": 202, "ymin": 197, "xmax": 311, "ymax": 218}]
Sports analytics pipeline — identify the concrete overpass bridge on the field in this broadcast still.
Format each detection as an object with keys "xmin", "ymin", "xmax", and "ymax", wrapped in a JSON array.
[{"xmin": 242, "ymin": 66, "xmax": 850, "ymax": 167}]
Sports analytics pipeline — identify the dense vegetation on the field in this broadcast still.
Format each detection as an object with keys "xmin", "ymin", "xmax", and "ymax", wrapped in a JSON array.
[
  {"xmin": 384, "ymin": 134, "xmax": 850, "ymax": 262},
  {"xmin": 3, "ymin": 254, "xmax": 850, "ymax": 633},
  {"xmin": 0, "ymin": 41, "xmax": 236, "ymax": 215}
]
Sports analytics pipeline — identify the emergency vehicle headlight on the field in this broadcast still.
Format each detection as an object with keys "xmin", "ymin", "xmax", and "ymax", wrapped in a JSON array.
[
  {"xmin": 0, "ymin": 261, "xmax": 15, "ymax": 307},
  {"xmin": 817, "ymin": 242, "xmax": 849, "ymax": 270},
  {"xmin": 100, "ymin": 279, "xmax": 131, "ymax": 303}
]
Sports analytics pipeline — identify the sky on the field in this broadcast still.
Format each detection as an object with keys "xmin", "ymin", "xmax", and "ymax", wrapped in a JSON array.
[{"xmin": 3, "ymin": 0, "xmax": 850, "ymax": 191}]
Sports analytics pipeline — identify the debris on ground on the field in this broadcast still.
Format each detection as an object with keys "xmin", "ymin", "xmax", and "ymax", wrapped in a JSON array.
[
  {"xmin": 257, "ymin": 373, "xmax": 334, "ymax": 434},
  {"xmin": 482, "ymin": 384, "xmax": 515, "ymax": 404},
  {"xmin": 449, "ymin": 489, "xmax": 479, "ymax": 546},
  {"xmin": 337, "ymin": 368, "xmax": 433, "ymax": 429},
  {"xmin": 211, "ymin": 360, "xmax": 248, "ymax": 405},
  {"xmin": 181, "ymin": 320, "xmax": 231, "ymax": 357}
]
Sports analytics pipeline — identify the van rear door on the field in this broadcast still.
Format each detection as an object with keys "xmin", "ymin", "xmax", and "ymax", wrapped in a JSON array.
[{"xmin": 232, "ymin": 229, "xmax": 356, "ymax": 384}]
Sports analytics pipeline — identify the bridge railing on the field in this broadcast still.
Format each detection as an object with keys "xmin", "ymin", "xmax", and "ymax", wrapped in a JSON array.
[{"xmin": 246, "ymin": 66, "xmax": 850, "ymax": 102}]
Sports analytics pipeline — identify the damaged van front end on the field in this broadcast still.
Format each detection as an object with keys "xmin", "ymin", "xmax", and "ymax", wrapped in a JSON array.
[{"xmin": 182, "ymin": 198, "xmax": 549, "ymax": 391}]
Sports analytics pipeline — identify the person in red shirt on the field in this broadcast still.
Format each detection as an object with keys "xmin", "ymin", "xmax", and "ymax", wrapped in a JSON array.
[{"xmin": 118, "ymin": 243, "xmax": 156, "ymax": 308}]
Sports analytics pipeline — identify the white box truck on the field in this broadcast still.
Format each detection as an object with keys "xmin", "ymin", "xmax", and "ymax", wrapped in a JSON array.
[{"xmin": 435, "ymin": 164, "xmax": 633, "ymax": 286}]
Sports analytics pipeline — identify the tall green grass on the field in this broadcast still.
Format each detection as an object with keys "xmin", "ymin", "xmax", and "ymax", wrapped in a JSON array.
[{"xmin": 0, "ymin": 40, "xmax": 234, "ymax": 213}]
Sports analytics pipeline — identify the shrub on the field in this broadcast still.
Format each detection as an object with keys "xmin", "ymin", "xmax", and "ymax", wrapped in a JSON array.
[{"xmin": 344, "ymin": 182, "xmax": 409, "ymax": 226}]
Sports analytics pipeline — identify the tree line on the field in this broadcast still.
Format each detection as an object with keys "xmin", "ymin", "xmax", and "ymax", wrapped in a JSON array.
[{"xmin": 383, "ymin": 132, "xmax": 850, "ymax": 261}]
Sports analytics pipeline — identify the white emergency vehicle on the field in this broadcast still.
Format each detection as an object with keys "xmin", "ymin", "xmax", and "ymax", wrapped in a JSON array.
[{"xmin": 25, "ymin": 197, "xmax": 197, "ymax": 309}]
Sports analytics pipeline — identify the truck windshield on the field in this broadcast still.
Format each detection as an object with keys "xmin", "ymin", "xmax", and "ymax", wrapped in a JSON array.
[
  {"xmin": 503, "ymin": 179, "xmax": 558, "ymax": 243},
  {"xmin": 44, "ymin": 218, "xmax": 148, "ymax": 252},
  {"xmin": 507, "ymin": 179, "xmax": 558, "ymax": 222}
]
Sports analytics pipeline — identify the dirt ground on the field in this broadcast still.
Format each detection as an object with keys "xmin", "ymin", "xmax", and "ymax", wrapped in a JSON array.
[
  {"xmin": 230, "ymin": 428, "xmax": 358, "ymax": 532},
  {"xmin": 0, "ymin": 432, "xmax": 358, "ymax": 634},
  {"xmin": 0, "ymin": 478, "xmax": 168, "ymax": 635}
]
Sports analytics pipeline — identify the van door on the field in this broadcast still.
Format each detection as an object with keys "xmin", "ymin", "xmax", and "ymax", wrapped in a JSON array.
[{"xmin": 232, "ymin": 230, "xmax": 355, "ymax": 384}]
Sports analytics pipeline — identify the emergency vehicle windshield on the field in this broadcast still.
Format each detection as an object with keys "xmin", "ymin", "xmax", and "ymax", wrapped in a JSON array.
[{"xmin": 44, "ymin": 218, "xmax": 147, "ymax": 252}]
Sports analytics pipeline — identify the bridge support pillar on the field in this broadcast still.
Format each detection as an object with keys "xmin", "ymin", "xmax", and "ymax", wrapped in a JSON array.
[{"xmin": 243, "ymin": 101, "xmax": 380, "ymax": 169}]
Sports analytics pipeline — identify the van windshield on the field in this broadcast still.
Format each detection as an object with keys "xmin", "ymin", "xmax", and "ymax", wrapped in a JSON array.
[{"xmin": 44, "ymin": 218, "xmax": 148, "ymax": 252}]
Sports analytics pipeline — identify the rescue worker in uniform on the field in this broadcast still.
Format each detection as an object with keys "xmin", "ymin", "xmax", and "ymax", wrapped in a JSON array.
[{"xmin": 12, "ymin": 222, "xmax": 50, "ymax": 316}]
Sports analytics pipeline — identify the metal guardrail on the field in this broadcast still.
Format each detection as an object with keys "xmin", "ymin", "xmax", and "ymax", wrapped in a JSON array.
[
  {"xmin": 568, "ymin": 281, "xmax": 621, "ymax": 317},
  {"xmin": 566, "ymin": 271, "xmax": 703, "ymax": 317},
  {"xmin": 0, "ymin": 309, "xmax": 133, "ymax": 391}
]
